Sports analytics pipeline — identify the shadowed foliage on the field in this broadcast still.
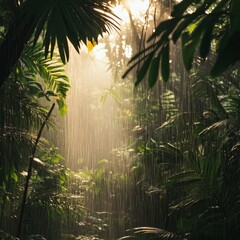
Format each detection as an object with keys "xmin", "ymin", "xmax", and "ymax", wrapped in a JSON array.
[
  {"xmin": 0, "ymin": 0, "xmax": 119, "ymax": 88},
  {"xmin": 124, "ymin": 0, "xmax": 240, "ymax": 85}
]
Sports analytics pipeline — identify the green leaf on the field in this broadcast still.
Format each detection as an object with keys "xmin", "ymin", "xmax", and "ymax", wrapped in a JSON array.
[
  {"xmin": 182, "ymin": 32, "xmax": 191, "ymax": 70},
  {"xmin": 57, "ymin": 99, "xmax": 67, "ymax": 115},
  {"xmin": 128, "ymin": 42, "xmax": 159, "ymax": 64},
  {"xmin": 199, "ymin": 21, "xmax": 215, "ymax": 59},
  {"xmin": 161, "ymin": 43, "xmax": 170, "ymax": 82},
  {"xmin": 172, "ymin": 0, "xmax": 197, "ymax": 17},
  {"xmin": 10, "ymin": 172, "xmax": 18, "ymax": 183},
  {"xmin": 15, "ymin": 0, "xmax": 118, "ymax": 61},
  {"xmin": 182, "ymin": 29, "xmax": 201, "ymax": 70},
  {"xmin": 45, "ymin": 90, "xmax": 57, "ymax": 97},
  {"xmin": 148, "ymin": 54, "xmax": 160, "ymax": 87},
  {"xmin": 172, "ymin": 16, "xmax": 196, "ymax": 43},
  {"xmin": 148, "ymin": 18, "xmax": 179, "ymax": 42},
  {"xmin": 33, "ymin": 1, "xmax": 53, "ymax": 46},
  {"xmin": 135, "ymin": 52, "xmax": 155, "ymax": 86},
  {"xmin": 123, "ymin": 49, "xmax": 156, "ymax": 79}
]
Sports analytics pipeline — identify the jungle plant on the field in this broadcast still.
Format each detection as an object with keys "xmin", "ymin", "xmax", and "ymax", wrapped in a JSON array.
[
  {"xmin": 0, "ymin": 1, "xmax": 120, "ymax": 238},
  {"xmin": 0, "ymin": 41, "xmax": 70, "ymax": 189},
  {"xmin": 0, "ymin": 40, "xmax": 71, "ymax": 238},
  {"xmin": 124, "ymin": 0, "xmax": 240, "ymax": 85},
  {"xmin": 126, "ymin": 62, "xmax": 240, "ymax": 239},
  {"xmin": 0, "ymin": 0, "xmax": 119, "ymax": 87}
]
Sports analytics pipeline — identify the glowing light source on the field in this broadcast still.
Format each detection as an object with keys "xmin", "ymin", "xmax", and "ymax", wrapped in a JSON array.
[
  {"xmin": 112, "ymin": 3, "xmax": 129, "ymax": 22},
  {"xmin": 90, "ymin": 0, "xmax": 149, "ymax": 60},
  {"xmin": 112, "ymin": 0, "xmax": 150, "ymax": 23},
  {"xmin": 125, "ymin": 0, "xmax": 150, "ymax": 20}
]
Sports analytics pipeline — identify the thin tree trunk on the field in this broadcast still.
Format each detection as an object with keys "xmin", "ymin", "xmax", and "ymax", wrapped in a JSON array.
[{"xmin": 17, "ymin": 103, "xmax": 55, "ymax": 238}]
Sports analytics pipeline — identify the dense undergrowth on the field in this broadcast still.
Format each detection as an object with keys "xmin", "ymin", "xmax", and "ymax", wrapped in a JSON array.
[{"xmin": 1, "ymin": 0, "xmax": 240, "ymax": 240}]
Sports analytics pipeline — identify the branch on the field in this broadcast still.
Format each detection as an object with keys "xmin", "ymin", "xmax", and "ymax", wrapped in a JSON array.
[{"xmin": 17, "ymin": 103, "xmax": 55, "ymax": 238}]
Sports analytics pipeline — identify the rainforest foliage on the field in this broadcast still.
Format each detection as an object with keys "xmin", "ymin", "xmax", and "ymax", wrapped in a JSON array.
[
  {"xmin": 121, "ymin": 0, "xmax": 240, "ymax": 239},
  {"xmin": 0, "ymin": 0, "xmax": 117, "ymax": 239},
  {"xmin": 125, "ymin": 0, "xmax": 240, "ymax": 85},
  {"xmin": 0, "ymin": 0, "xmax": 240, "ymax": 240}
]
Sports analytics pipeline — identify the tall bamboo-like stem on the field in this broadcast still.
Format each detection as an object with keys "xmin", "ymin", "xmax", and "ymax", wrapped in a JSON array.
[{"xmin": 17, "ymin": 103, "xmax": 55, "ymax": 238}]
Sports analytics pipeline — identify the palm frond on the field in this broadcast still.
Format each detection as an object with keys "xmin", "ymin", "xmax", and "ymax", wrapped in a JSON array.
[
  {"xmin": 122, "ymin": 227, "xmax": 184, "ymax": 240},
  {"xmin": 0, "ymin": 0, "xmax": 119, "ymax": 87},
  {"xmin": 18, "ymin": 42, "xmax": 70, "ymax": 114},
  {"xmin": 0, "ymin": 230, "xmax": 18, "ymax": 240},
  {"xmin": 157, "ymin": 112, "xmax": 189, "ymax": 130},
  {"xmin": 15, "ymin": 0, "xmax": 119, "ymax": 63},
  {"xmin": 191, "ymin": 74, "xmax": 228, "ymax": 119},
  {"xmin": 199, "ymin": 119, "xmax": 230, "ymax": 135}
]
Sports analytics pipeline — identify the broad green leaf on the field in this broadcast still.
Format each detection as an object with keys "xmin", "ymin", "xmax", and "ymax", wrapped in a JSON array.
[
  {"xmin": 199, "ymin": 31, "xmax": 213, "ymax": 59},
  {"xmin": 211, "ymin": 29, "xmax": 240, "ymax": 76},
  {"xmin": 181, "ymin": 32, "xmax": 191, "ymax": 70},
  {"xmin": 124, "ymin": 32, "xmax": 169, "ymax": 81},
  {"xmin": 135, "ymin": 52, "xmax": 155, "ymax": 86},
  {"xmin": 33, "ymin": 1, "xmax": 53, "ymax": 46},
  {"xmin": 148, "ymin": 55, "xmax": 160, "ymax": 87},
  {"xmin": 148, "ymin": 18, "xmax": 179, "ymax": 42},
  {"xmin": 128, "ymin": 41, "xmax": 160, "ymax": 64},
  {"xmin": 161, "ymin": 43, "xmax": 170, "ymax": 82},
  {"xmin": 122, "ymin": 47, "xmax": 157, "ymax": 79},
  {"xmin": 172, "ymin": 15, "xmax": 196, "ymax": 43},
  {"xmin": 182, "ymin": 28, "xmax": 202, "ymax": 70}
]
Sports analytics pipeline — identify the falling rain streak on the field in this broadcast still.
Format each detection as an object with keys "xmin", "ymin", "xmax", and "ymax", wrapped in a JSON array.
[
  {"xmin": 55, "ymin": 46, "xmax": 126, "ymax": 170},
  {"xmin": 1, "ymin": 0, "xmax": 239, "ymax": 239}
]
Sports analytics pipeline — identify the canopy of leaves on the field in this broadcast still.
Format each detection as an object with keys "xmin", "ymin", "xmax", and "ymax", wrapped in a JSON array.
[
  {"xmin": 124, "ymin": 0, "xmax": 240, "ymax": 86},
  {"xmin": 0, "ymin": 0, "xmax": 119, "ymax": 88}
]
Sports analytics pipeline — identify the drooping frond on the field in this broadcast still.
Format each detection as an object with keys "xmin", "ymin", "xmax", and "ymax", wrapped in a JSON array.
[
  {"xmin": 18, "ymin": 42, "xmax": 70, "ymax": 114},
  {"xmin": 0, "ymin": 0, "xmax": 119, "ymax": 87},
  {"xmin": 118, "ymin": 227, "xmax": 183, "ymax": 240}
]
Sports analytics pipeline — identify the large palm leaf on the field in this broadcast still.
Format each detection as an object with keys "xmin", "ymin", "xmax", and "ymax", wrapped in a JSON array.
[
  {"xmin": 0, "ymin": 0, "xmax": 119, "ymax": 88},
  {"xmin": 19, "ymin": 42, "xmax": 70, "ymax": 114}
]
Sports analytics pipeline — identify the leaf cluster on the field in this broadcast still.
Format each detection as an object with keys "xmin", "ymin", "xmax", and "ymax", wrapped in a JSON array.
[
  {"xmin": 126, "ymin": 57, "xmax": 240, "ymax": 238},
  {"xmin": 124, "ymin": 0, "xmax": 240, "ymax": 86},
  {"xmin": 12, "ymin": 0, "xmax": 119, "ymax": 64}
]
